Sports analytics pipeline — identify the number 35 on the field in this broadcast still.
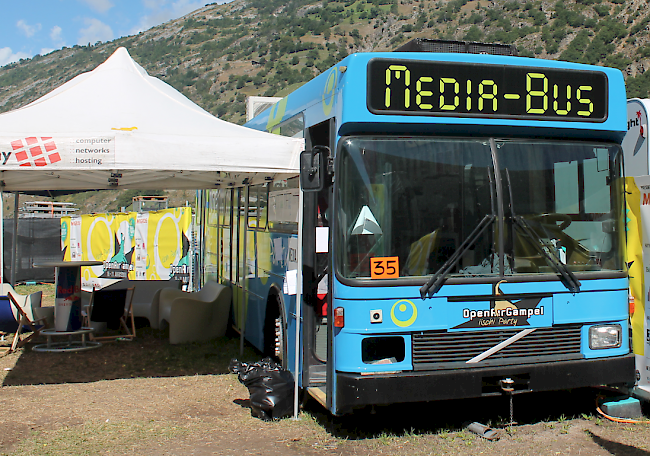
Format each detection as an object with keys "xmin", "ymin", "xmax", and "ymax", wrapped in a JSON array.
[{"xmin": 370, "ymin": 256, "xmax": 399, "ymax": 279}]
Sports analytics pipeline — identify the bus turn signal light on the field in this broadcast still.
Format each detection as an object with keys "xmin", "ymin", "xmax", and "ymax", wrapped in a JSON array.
[
  {"xmin": 334, "ymin": 307, "xmax": 344, "ymax": 328},
  {"xmin": 629, "ymin": 295, "xmax": 635, "ymax": 316}
]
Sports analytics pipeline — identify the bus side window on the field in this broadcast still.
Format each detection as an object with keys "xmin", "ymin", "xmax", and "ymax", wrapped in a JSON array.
[
  {"xmin": 247, "ymin": 184, "xmax": 269, "ymax": 230},
  {"xmin": 220, "ymin": 188, "xmax": 231, "ymax": 228},
  {"xmin": 258, "ymin": 183, "xmax": 269, "ymax": 230},
  {"xmin": 269, "ymin": 178, "xmax": 299, "ymax": 233},
  {"xmin": 247, "ymin": 186, "xmax": 259, "ymax": 228}
]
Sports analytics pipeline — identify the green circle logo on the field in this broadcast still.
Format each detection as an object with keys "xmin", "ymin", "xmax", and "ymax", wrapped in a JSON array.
[
  {"xmin": 61, "ymin": 221, "xmax": 68, "ymax": 242},
  {"xmin": 128, "ymin": 218, "xmax": 135, "ymax": 237},
  {"xmin": 391, "ymin": 299, "xmax": 418, "ymax": 327},
  {"xmin": 322, "ymin": 67, "xmax": 338, "ymax": 116}
]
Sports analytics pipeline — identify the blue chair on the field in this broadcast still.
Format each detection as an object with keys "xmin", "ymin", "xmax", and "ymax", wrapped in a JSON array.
[
  {"xmin": 0, "ymin": 284, "xmax": 52, "ymax": 328},
  {"xmin": 0, "ymin": 293, "xmax": 47, "ymax": 354},
  {"xmin": 0, "ymin": 296, "xmax": 19, "ymax": 333}
]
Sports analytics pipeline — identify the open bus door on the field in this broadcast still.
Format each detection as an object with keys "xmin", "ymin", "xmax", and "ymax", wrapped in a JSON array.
[{"xmin": 300, "ymin": 120, "xmax": 334, "ymax": 410}]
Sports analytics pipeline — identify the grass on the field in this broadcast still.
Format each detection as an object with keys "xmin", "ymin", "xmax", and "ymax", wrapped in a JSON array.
[
  {"xmin": 15, "ymin": 283, "xmax": 55, "ymax": 307},
  {"xmin": 3, "ymin": 327, "xmax": 260, "ymax": 386},
  {"xmin": 1, "ymin": 282, "xmax": 261, "ymax": 387},
  {"xmin": 0, "ymin": 325, "xmax": 268, "ymax": 455},
  {"xmin": 11, "ymin": 420, "xmax": 191, "ymax": 456}
]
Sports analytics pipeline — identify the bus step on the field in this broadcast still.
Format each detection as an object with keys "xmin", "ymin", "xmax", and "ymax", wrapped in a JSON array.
[
  {"xmin": 308, "ymin": 387, "xmax": 327, "ymax": 408},
  {"xmin": 308, "ymin": 365, "xmax": 327, "ymax": 384}
]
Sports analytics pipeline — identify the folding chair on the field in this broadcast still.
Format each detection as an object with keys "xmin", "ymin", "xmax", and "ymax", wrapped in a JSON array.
[
  {"xmin": 0, "ymin": 293, "xmax": 48, "ymax": 354},
  {"xmin": 86, "ymin": 287, "xmax": 136, "ymax": 342}
]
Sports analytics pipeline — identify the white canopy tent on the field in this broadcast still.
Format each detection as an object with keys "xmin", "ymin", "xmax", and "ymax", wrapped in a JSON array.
[
  {"xmin": 0, "ymin": 47, "xmax": 303, "ymax": 191},
  {"xmin": 0, "ymin": 46, "xmax": 304, "ymax": 283}
]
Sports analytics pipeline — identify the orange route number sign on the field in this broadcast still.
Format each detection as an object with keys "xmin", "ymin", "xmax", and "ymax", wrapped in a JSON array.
[{"xmin": 370, "ymin": 256, "xmax": 399, "ymax": 279}]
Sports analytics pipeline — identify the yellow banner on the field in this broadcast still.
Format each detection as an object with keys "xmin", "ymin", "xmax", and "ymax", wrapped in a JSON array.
[
  {"xmin": 141, "ymin": 207, "xmax": 192, "ymax": 282},
  {"xmin": 61, "ymin": 207, "xmax": 191, "ymax": 289},
  {"xmin": 626, "ymin": 177, "xmax": 645, "ymax": 357}
]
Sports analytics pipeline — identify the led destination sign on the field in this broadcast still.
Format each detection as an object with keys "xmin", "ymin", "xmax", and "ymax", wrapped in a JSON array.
[{"xmin": 367, "ymin": 59, "xmax": 608, "ymax": 122}]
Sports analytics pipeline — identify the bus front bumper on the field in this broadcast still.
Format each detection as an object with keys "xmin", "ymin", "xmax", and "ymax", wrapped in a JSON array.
[{"xmin": 335, "ymin": 354, "xmax": 635, "ymax": 415}]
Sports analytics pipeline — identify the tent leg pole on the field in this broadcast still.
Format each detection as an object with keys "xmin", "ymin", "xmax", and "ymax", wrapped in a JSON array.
[
  {"xmin": 240, "ymin": 185, "xmax": 249, "ymax": 357},
  {"xmin": 0, "ymin": 190, "xmax": 3, "ymax": 284},
  {"xmin": 10, "ymin": 193, "xmax": 18, "ymax": 287}
]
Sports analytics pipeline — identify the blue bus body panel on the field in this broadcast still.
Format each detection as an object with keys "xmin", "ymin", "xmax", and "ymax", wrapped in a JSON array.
[
  {"xmin": 332, "ymin": 277, "xmax": 629, "ymax": 373},
  {"xmin": 236, "ymin": 229, "xmax": 300, "ymax": 377}
]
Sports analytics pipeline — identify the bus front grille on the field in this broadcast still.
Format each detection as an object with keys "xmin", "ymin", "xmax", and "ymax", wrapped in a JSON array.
[{"xmin": 412, "ymin": 325, "xmax": 583, "ymax": 370}]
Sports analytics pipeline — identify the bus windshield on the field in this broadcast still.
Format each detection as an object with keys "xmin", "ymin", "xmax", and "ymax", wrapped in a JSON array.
[{"xmin": 336, "ymin": 136, "xmax": 624, "ymax": 280}]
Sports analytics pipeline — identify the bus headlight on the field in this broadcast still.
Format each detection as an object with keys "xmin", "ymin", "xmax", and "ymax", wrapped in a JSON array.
[{"xmin": 589, "ymin": 325, "xmax": 622, "ymax": 349}]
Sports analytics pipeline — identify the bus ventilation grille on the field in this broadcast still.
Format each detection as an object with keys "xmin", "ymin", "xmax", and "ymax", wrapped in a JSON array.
[
  {"xmin": 412, "ymin": 324, "xmax": 582, "ymax": 370},
  {"xmin": 394, "ymin": 38, "xmax": 518, "ymax": 56}
]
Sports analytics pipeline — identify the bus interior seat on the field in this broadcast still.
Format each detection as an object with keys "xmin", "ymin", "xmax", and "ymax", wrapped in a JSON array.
[{"xmin": 404, "ymin": 230, "xmax": 439, "ymax": 276}]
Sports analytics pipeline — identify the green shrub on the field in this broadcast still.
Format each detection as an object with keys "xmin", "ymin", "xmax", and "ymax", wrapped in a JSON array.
[
  {"xmin": 559, "ymin": 29, "xmax": 590, "ymax": 62},
  {"xmin": 593, "ymin": 5, "xmax": 609, "ymax": 17},
  {"xmin": 630, "ymin": 15, "xmax": 650, "ymax": 36},
  {"xmin": 528, "ymin": 8, "xmax": 547, "ymax": 26},
  {"xmin": 582, "ymin": 36, "xmax": 613, "ymax": 64},
  {"xmin": 604, "ymin": 53, "xmax": 631, "ymax": 70},
  {"xmin": 463, "ymin": 25, "xmax": 484, "ymax": 42}
]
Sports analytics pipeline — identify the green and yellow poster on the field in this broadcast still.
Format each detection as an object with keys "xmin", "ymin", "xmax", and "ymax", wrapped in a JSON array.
[{"xmin": 61, "ymin": 207, "xmax": 192, "ymax": 290}]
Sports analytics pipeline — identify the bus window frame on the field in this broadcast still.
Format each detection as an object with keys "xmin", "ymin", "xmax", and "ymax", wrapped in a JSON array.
[
  {"xmin": 247, "ymin": 185, "xmax": 259, "ymax": 229},
  {"xmin": 268, "ymin": 177, "xmax": 300, "ymax": 234},
  {"xmin": 332, "ymin": 135, "xmax": 627, "ymax": 288},
  {"xmin": 247, "ymin": 183, "xmax": 269, "ymax": 231},
  {"xmin": 274, "ymin": 113, "xmax": 305, "ymax": 138}
]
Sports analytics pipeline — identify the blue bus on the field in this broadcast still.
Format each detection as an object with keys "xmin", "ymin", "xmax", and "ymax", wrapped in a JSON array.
[{"xmin": 200, "ymin": 40, "xmax": 634, "ymax": 415}]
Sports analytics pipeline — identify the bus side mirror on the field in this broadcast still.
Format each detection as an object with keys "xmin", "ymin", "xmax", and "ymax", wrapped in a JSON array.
[{"xmin": 300, "ymin": 146, "xmax": 330, "ymax": 192}]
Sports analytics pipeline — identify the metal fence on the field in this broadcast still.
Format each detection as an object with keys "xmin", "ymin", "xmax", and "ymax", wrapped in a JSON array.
[{"xmin": 3, "ymin": 218, "xmax": 60, "ymax": 283}]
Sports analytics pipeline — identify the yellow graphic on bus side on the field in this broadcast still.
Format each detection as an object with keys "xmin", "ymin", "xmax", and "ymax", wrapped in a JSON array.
[
  {"xmin": 266, "ymin": 97, "xmax": 288, "ymax": 134},
  {"xmin": 322, "ymin": 67, "xmax": 338, "ymax": 116},
  {"xmin": 626, "ymin": 177, "xmax": 645, "ymax": 357}
]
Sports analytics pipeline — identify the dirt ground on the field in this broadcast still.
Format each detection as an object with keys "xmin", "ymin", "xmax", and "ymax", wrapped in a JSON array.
[{"xmin": 0, "ymin": 327, "xmax": 649, "ymax": 456}]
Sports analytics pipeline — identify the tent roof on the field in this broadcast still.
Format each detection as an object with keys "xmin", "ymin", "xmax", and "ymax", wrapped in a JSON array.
[{"xmin": 0, "ymin": 47, "xmax": 303, "ymax": 191}]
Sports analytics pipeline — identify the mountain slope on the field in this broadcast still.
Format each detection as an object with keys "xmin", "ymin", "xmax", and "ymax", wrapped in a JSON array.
[{"xmin": 3, "ymin": 0, "xmax": 650, "ymax": 126}]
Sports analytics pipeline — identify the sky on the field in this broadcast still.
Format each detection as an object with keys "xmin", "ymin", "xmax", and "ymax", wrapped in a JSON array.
[{"xmin": 0, "ymin": 0, "xmax": 234, "ymax": 67}]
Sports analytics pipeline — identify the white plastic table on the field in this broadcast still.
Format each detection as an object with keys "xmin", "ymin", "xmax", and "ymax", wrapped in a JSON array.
[{"xmin": 32, "ymin": 327, "xmax": 101, "ymax": 352}]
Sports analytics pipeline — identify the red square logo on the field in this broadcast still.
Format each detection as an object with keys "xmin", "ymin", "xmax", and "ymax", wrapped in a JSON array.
[{"xmin": 10, "ymin": 137, "xmax": 61, "ymax": 167}]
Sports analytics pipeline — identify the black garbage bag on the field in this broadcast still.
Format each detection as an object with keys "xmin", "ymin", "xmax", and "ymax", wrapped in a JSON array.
[{"xmin": 229, "ymin": 357, "xmax": 295, "ymax": 421}]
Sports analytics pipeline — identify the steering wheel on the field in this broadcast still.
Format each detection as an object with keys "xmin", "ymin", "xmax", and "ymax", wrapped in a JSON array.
[{"xmin": 532, "ymin": 213, "xmax": 572, "ymax": 230}]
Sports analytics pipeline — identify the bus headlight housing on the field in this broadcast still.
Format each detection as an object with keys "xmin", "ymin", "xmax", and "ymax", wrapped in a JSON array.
[{"xmin": 589, "ymin": 325, "xmax": 622, "ymax": 349}]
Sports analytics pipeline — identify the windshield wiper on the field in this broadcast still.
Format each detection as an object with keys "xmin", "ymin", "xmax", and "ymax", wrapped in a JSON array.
[
  {"xmin": 420, "ymin": 166, "xmax": 498, "ymax": 299},
  {"xmin": 511, "ymin": 215, "xmax": 581, "ymax": 293},
  {"xmin": 502, "ymin": 168, "xmax": 580, "ymax": 293},
  {"xmin": 420, "ymin": 213, "xmax": 496, "ymax": 299}
]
